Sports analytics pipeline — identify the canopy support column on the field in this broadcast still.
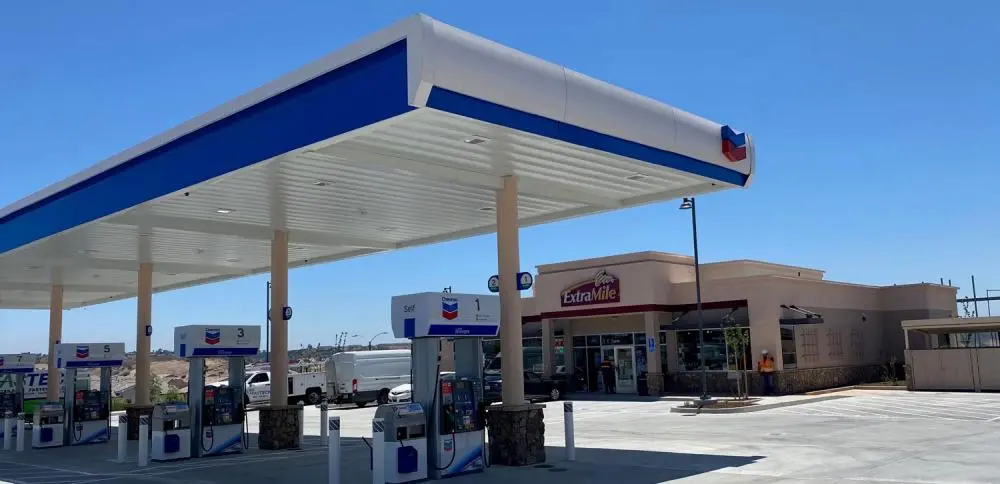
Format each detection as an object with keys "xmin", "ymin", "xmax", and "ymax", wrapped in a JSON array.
[
  {"xmin": 257, "ymin": 230, "xmax": 300, "ymax": 450},
  {"xmin": 269, "ymin": 230, "xmax": 290, "ymax": 406},
  {"xmin": 46, "ymin": 285, "xmax": 63, "ymax": 402},
  {"xmin": 135, "ymin": 262, "xmax": 153, "ymax": 405},
  {"xmin": 485, "ymin": 175, "xmax": 546, "ymax": 467},
  {"xmin": 497, "ymin": 175, "xmax": 525, "ymax": 406}
]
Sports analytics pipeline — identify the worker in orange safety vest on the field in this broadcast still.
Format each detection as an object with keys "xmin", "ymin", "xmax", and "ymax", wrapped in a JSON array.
[{"xmin": 758, "ymin": 349, "xmax": 776, "ymax": 395}]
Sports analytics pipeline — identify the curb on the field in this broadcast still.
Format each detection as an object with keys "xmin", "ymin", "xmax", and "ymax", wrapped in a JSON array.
[
  {"xmin": 805, "ymin": 384, "xmax": 909, "ymax": 395},
  {"xmin": 669, "ymin": 394, "xmax": 849, "ymax": 414}
]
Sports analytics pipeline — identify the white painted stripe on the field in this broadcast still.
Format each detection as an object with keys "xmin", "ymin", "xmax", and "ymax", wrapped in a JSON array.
[
  {"xmin": 863, "ymin": 397, "xmax": 999, "ymax": 419},
  {"xmin": 831, "ymin": 399, "xmax": 974, "ymax": 421}
]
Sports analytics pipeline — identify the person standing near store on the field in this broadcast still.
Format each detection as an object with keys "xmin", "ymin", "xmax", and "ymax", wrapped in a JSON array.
[
  {"xmin": 599, "ymin": 359, "xmax": 617, "ymax": 394},
  {"xmin": 758, "ymin": 349, "xmax": 776, "ymax": 395}
]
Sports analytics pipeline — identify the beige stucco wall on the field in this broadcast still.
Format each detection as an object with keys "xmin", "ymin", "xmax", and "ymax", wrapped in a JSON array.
[{"xmin": 520, "ymin": 251, "xmax": 957, "ymax": 376}]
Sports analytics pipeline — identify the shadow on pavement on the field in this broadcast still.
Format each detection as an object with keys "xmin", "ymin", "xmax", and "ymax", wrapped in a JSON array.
[{"xmin": 0, "ymin": 429, "xmax": 760, "ymax": 484}]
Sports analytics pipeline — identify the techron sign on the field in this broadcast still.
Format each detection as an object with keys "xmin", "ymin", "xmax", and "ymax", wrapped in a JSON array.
[{"xmin": 560, "ymin": 269, "xmax": 620, "ymax": 307}]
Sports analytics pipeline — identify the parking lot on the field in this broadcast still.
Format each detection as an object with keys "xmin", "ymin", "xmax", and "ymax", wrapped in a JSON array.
[{"xmin": 0, "ymin": 390, "xmax": 998, "ymax": 483}]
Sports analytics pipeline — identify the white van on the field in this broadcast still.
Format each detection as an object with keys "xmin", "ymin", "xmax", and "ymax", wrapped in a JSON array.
[{"xmin": 325, "ymin": 349, "xmax": 410, "ymax": 407}]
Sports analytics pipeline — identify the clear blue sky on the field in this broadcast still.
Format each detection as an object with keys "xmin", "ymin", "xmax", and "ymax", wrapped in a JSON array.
[{"xmin": 1, "ymin": 1, "xmax": 997, "ymax": 353}]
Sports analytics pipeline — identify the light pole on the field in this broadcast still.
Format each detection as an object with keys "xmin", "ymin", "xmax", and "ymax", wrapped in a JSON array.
[
  {"xmin": 368, "ymin": 331, "xmax": 388, "ymax": 351},
  {"xmin": 265, "ymin": 281, "xmax": 271, "ymax": 362},
  {"xmin": 987, "ymin": 289, "xmax": 1000, "ymax": 317},
  {"xmin": 680, "ymin": 197, "xmax": 710, "ymax": 400}
]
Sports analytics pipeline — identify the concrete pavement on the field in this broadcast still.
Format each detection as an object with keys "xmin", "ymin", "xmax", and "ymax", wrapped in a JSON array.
[{"xmin": 0, "ymin": 390, "xmax": 997, "ymax": 483}]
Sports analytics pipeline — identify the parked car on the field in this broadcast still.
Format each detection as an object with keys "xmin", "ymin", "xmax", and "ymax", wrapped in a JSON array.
[
  {"xmin": 388, "ymin": 372, "xmax": 455, "ymax": 402},
  {"xmin": 483, "ymin": 371, "xmax": 571, "ymax": 403}
]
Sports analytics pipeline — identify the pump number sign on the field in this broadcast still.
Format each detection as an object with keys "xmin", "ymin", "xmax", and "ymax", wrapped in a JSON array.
[
  {"xmin": 391, "ymin": 292, "xmax": 501, "ymax": 338},
  {"xmin": 0, "ymin": 354, "xmax": 35, "ymax": 373}
]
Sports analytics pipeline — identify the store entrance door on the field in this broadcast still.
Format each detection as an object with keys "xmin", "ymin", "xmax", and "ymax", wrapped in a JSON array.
[{"xmin": 613, "ymin": 345, "xmax": 636, "ymax": 393}]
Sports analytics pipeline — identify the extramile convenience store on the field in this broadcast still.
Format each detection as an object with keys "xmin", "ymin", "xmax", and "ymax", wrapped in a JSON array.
[{"xmin": 469, "ymin": 251, "xmax": 956, "ymax": 395}]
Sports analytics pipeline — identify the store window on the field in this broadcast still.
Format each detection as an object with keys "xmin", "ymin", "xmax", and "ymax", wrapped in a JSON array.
[
  {"xmin": 482, "ymin": 335, "xmax": 566, "ymax": 373},
  {"xmin": 676, "ymin": 329, "xmax": 732, "ymax": 371},
  {"xmin": 659, "ymin": 331, "xmax": 669, "ymax": 376},
  {"xmin": 780, "ymin": 325, "xmax": 797, "ymax": 369}
]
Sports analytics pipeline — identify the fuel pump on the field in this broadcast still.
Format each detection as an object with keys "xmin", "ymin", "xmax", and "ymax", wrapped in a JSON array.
[
  {"xmin": 55, "ymin": 343, "xmax": 124, "ymax": 446},
  {"xmin": 151, "ymin": 402, "xmax": 192, "ymax": 461},
  {"xmin": 199, "ymin": 384, "xmax": 244, "ymax": 455},
  {"xmin": 391, "ymin": 292, "xmax": 499, "ymax": 480},
  {"xmin": 173, "ymin": 324, "xmax": 260, "ymax": 458},
  {"xmin": 0, "ymin": 354, "xmax": 35, "ymax": 448}
]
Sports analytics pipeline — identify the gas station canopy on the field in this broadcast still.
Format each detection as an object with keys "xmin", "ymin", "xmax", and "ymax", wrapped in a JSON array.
[{"xmin": 0, "ymin": 14, "xmax": 754, "ymax": 310}]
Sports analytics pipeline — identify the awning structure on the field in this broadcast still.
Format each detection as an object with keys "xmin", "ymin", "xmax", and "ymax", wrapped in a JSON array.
[
  {"xmin": 0, "ymin": 14, "xmax": 755, "ymax": 310},
  {"xmin": 902, "ymin": 317, "xmax": 1000, "ymax": 334},
  {"xmin": 779, "ymin": 304, "xmax": 824, "ymax": 325}
]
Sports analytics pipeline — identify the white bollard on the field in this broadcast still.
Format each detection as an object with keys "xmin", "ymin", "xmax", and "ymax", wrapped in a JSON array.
[
  {"xmin": 15, "ymin": 413, "xmax": 24, "ymax": 453},
  {"xmin": 3, "ymin": 412, "xmax": 12, "ymax": 451},
  {"xmin": 371, "ymin": 418, "xmax": 385, "ymax": 484},
  {"xmin": 298, "ymin": 402, "xmax": 305, "ymax": 442},
  {"xmin": 137, "ymin": 415, "xmax": 149, "ymax": 467},
  {"xmin": 328, "ymin": 416, "xmax": 341, "ymax": 484},
  {"xmin": 117, "ymin": 415, "xmax": 128, "ymax": 463},
  {"xmin": 563, "ymin": 402, "xmax": 575, "ymax": 461},
  {"xmin": 320, "ymin": 403, "xmax": 329, "ymax": 442}
]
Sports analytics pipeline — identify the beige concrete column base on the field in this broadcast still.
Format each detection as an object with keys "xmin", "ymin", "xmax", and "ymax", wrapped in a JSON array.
[
  {"xmin": 485, "ymin": 403, "xmax": 546, "ymax": 466},
  {"xmin": 257, "ymin": 405, "xmax": 301, "ymax": 450},
  {"xmin": 125, "ymin": 405, "xmax": 154, "ymax": 441}
]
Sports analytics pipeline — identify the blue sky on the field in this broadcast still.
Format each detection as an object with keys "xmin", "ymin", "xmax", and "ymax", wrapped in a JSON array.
[{"xmin": 1, "ymin": 1, "xmax": 997, "ymax": 353}]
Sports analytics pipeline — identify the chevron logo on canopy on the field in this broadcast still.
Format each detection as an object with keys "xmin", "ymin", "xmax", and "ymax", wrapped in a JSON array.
[
  {"xmin": 721, "ymin": 125, "xmax": 748, "ymax": 162},
  {"xmin": 441, "ymin": 297, "xmax": 459, "ymax": 321},
  {"xmin": 76, "ymin": 345, "xmax": 89, "ymax": 359}
]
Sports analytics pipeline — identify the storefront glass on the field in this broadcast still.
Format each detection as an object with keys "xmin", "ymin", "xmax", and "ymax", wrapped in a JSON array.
[
  {"xmin": 676, "ymin": 327, "xmax": 752, "ymax": 372},
  {"xmin": 572, "ymin": 332, "xmax": 646, "ymax": 392},
  {"xmin": 481, "ymin": 336, "xmax": 564, "ymax": 373}
]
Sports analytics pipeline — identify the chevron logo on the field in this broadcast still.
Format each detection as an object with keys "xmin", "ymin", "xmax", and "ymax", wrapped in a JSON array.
[{"xmin": 721, "ymin": 125, "xmax": 748, "ymax": 162}]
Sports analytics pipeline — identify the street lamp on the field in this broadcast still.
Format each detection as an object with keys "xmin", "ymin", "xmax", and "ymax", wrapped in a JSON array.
[
  {"xmin": 680, "ymin": 197, "xmax": 710, "ymax": 400},
  {"xmin": 368, "ymin": 331, "xmax": 388, "ymax": 351},
  {"xmin": 265, "ymin": 281, "xmax": 271, "ymax": 362},
  {"xmin": 987, "ymin": 289, "xmax": 1000, "ymax": 317}
]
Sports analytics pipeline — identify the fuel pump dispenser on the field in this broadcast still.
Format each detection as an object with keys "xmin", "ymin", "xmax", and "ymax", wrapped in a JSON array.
[
  {"xmin": 55, "ymin": 343, "xmax": 125, "ymax": 446},
  {"xmin": 391, "ymin": 292, "xmax": 500, "ymax": 479},
  {"xmin": 0, "ymin": 354, "xmax": 35, "ymax": 448},
  {"xmin": 374, "ymin": 403, "xmax": 428, "ymax": 482},
  {"xmin": 173, "ymin": 325, "xmax": 260, "ymax": 458},
  {"xmin": 31, "ymin": 403, "xmax": 65, "ymax": 449},
  {"xmin": 151, "ymin": 402, "xmax": 192, "ymax": 461}
]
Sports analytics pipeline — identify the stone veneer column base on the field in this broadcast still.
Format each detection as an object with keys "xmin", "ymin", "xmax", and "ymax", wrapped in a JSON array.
[
  {"xmin": 257, "ymin": 405, "xmax": 301, "ymax": 450},
  {"xmin": 646, "ymin": 372, "xmax": 664, "ymax": 395},
  {"xmin": 125, "ymin": 405, "xmax": 153, "ymax": 441},
  {"xmin": 485, "ymin": 404, "xmax": 546, "ymax": 466}
]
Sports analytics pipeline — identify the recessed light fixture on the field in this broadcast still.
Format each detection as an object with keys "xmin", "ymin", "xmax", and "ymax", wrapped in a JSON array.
[
  {"xmin": 478, "ymin": 206, "xmax": 496, "ymax": 213},
  {"xmin": 216, "ymin": 208, "xmax": 233, "ymax": 214},
  {"xmin": 377, "ymin": 226, "xmax": 397, "ymax": 232},
  {"xmin": 166, "ymin": 273, "xmax": 178, "ymax": 276},
  {"xmin": 25, "ymin": 265, "xmax": 41, "ymax": 270},
  {"xmin": 464, "ymin": 136, "xmax": 490, "ymax": 145},
  {"xmin": 312, "ymin": 180, "xmax": 332, "ymax": 187},
  {"xmin": 626, "ymin": 173, "xmax": 648, "ymax": 181},
  {"xmin": 226, "ymin": 258, "xmax": 241, "ymax": 263},
  {"xmin": 78, "ymin": 249, "xmax": 96, "ymax": 255}
]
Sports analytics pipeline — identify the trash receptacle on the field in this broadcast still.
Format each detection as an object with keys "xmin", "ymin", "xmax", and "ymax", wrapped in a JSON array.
[{"xmin": 637, "ymin": 373, "xmax": 649, "ymax": 396}]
